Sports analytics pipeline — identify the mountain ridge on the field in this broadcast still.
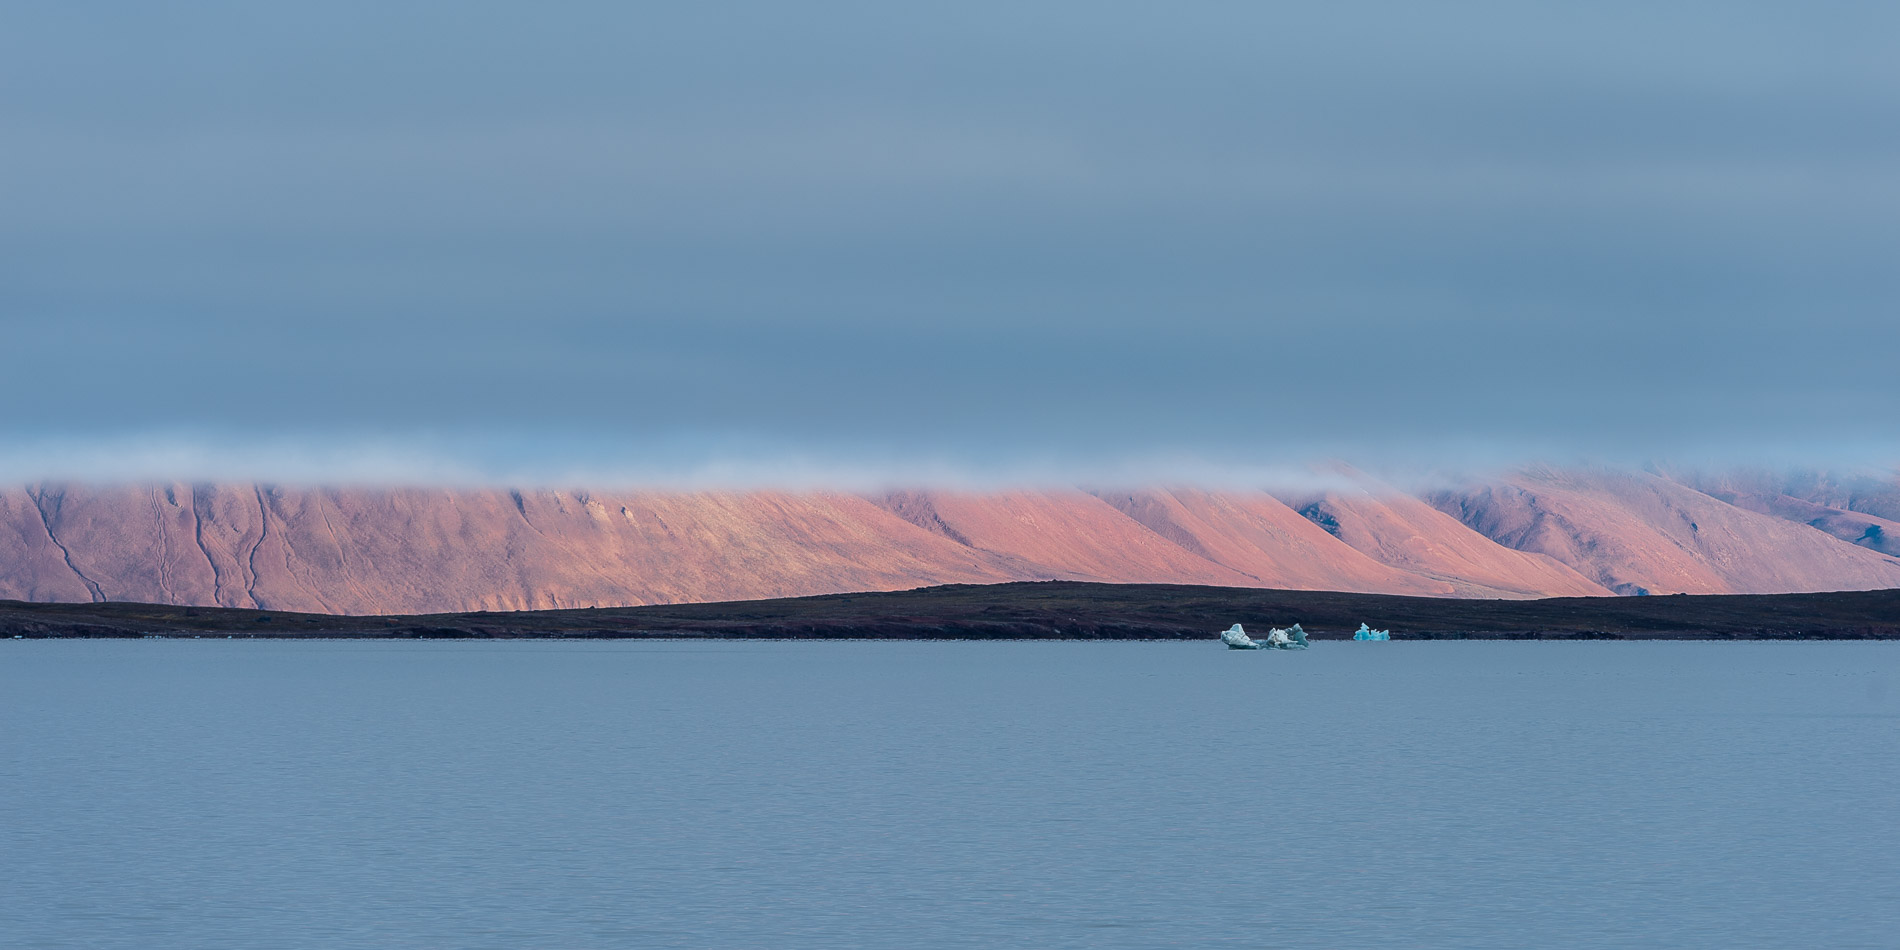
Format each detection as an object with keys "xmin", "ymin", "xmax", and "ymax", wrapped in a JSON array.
[{"xmin": 4, "ymin": 469, "xmax": 1898, "ymax": 614}]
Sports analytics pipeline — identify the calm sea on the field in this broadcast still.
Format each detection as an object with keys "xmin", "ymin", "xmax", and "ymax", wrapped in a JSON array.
[{"xmin": 3, "ymin": 640, "xmax": 1896, "ymax": 949}]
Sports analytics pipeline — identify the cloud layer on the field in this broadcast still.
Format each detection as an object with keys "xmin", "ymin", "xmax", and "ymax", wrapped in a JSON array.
[{"xmin": 5, "ymin": 1, "xmax": 1896, "ymax": 482}]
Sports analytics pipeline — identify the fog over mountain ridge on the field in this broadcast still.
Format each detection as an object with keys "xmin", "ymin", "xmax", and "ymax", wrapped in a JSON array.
[{"xmin": 2, "ymin": 430, "xmax": 1893, "ymax": 494}]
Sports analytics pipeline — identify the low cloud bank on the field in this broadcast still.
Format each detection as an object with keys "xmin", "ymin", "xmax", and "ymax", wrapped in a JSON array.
[{"xmin": 0, "ymin": 430, "xmax": 1890, "ymax": 493}]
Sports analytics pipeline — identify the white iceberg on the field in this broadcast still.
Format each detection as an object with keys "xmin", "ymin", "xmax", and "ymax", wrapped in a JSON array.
[
  {"xmin": 1221, "ymin": 623, "xmax": 1309, "ymax": 650},
  {"xmin": 1220, "ymin": 624, "xmax": 1260, "ymax": 648},
  {"xmin": 1353, "ymin": 623, "xmax": 1391, "ymax": 641},
  {"xmin": 1267, "ymin": 623, "xmax": 1310, "ymax": 649}
]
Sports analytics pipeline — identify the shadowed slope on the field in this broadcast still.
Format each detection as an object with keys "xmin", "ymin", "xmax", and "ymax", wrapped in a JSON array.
[
  {"xmin": 1775, "ymin": 471, "xmax": 1900, "ymax": 524},
  {"xmin": 1699, "ymin": 489, "xmax": 1900, "ymax": 559},
  {"xmin": 1676, "ymin": 471, "xmax": 1900, "ymax": 558}
]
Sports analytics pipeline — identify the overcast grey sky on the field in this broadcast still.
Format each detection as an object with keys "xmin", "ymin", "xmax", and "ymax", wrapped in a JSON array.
[{"xmin": 3, "ymin": 1, "xmax": 1896, "ymax": 484}]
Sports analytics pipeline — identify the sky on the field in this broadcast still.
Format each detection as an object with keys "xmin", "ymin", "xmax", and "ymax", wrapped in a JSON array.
[{"xmin": 3, "ymin": 1, "xmax": 1896, "ymax": 485}]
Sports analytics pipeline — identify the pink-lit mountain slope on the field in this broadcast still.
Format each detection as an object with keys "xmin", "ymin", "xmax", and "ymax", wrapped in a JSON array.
[
  {"xmin": 1275, "ymin": 482, "xmax": 1609, "ymax": 598},
  {"xmin": 1089, "ymin": 488, "xmax": 1457, "ymax": 595},
  {"xmin": 3, "ymin": 485, "xmax": 1016, "ymax": 614},
  {"xmin": 1427, "ymin": 468, "xmax": 1900, "ymax": 595},
  {"xmin": 3, "ymin": 471, "xmax": 1897, "ymax": 613}
]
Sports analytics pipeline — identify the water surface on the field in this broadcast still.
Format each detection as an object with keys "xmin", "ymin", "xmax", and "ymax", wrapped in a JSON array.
[{"xmin": 4, "ymin": 641, "xmax": 1896, "ymax": 948}]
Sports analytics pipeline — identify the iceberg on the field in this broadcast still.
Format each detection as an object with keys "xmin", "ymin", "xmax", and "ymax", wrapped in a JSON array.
[
  {"xmin": 1221, "ymin": 623, "xmax": 1310, "ymax": 650},
  {"xmin": 1220, "ymin": 624, "xmax": 1260, "ymax": 648},
  {"xmin": 1353, "ymin": 623, "xmax": 1391, "ymax": 641},
  {"xmin": 1267, "ymin": 623, "xmax": 1310, "ymax": 649}
]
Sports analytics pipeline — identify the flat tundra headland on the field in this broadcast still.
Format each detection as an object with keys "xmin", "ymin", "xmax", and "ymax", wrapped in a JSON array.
[{"xmin": 4, "ymin": 582, "xmax": 1898, "ymax": 640}]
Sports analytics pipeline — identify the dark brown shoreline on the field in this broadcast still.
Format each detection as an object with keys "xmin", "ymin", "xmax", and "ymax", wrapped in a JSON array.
[{"xmin": 4, "ymin": 581, "xmax": 1900, "ymax": 640}]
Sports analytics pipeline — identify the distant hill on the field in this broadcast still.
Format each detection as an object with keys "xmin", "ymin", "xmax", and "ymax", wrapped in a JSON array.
[{"xmin": 4, "ymin": 468, "xmax": 1899, "ymax": 614}]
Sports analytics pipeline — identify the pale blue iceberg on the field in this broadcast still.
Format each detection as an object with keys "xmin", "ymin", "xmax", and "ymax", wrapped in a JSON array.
[
  {"xmin": 1353, "ymin": 623, "xmax": 1391, "ymax": 641},
  {"xmin": 1220, "ymin": 624, "xmax": 1260, "ymax": 648},
  {"xmin": 1221, "ymin": 623, "xmax": 1309, "ymax": 650}
]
